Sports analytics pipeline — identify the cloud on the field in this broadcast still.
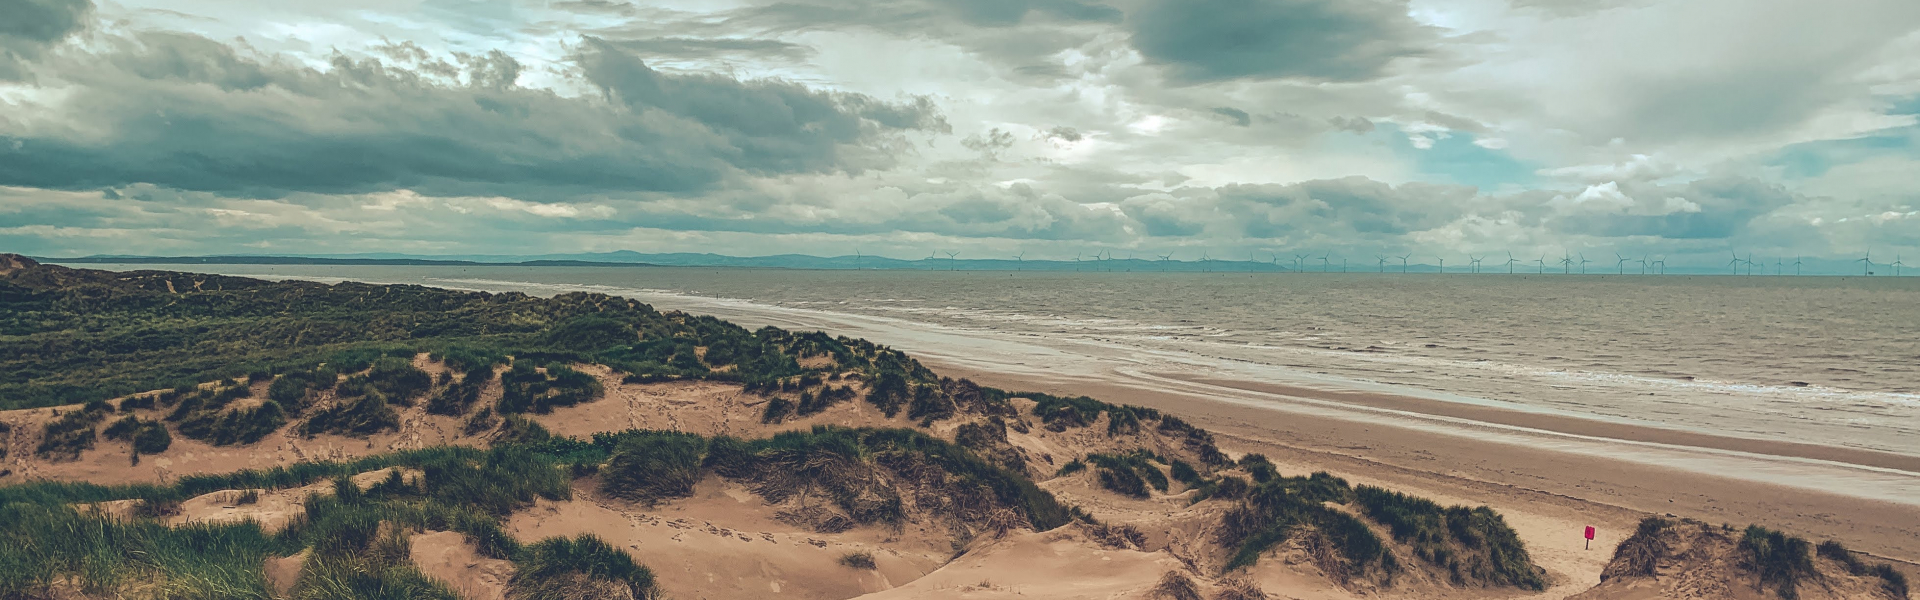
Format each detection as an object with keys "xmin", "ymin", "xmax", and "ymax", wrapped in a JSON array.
[
  {"xmin": 1329, "ymin": 116, "xmax": 1376, "ymax": 134},
  {"xmin": 602, "ymin": 37, "xmax": 816, "ymax": 62},
  {"xmin": 700, "ymin": 0, "xmax": 1122, "ymax": 79},
  {"xmin": 962, "ymin": 128, "xmax": 1017, "ymax": 158},
  {"xmin": 1210, "ymin": 107, "xmax": 1252, "ymax": 126},
  {"xmin": 0, "ymin": 0, "xmax": 93, "ymax": 80},
  {"xmin": 1038, "ymin": 126, "xmax": 1084, "ymax": 143},
  {"xmin": 1547, "ymin": 177, "xmax": 1801, "ymax": 239},
  {"xmin": 1128, "ymin": 0, "xmax": 1433, "ymax": 83},
  {"xmin": 0, "ymin": 31, "xmax": 944, "ymax": 199}
]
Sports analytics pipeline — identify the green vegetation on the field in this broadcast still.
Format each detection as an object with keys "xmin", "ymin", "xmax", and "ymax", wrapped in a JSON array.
[
  {"xmin": 1353, "ymin": 485, "xmax": 1544, "ymax": 590},
  {"xmin": 0, "ymin": 263, "xmax": 891, "ymax": 411},
  {"xmin": 509, "ymin": 535, "xmax": 658, "ymax": 600},
  {"xmin": 498, "ymin": 363, "xmax": 603, "ymax": 415},
  {"xmin": 1084, "ymin": 451, "xmax": 1170, "ymax": 498},
  {"xmin": 103, "ymin": 415, "xmax": 173, "ymax": 455},
  {"xmin": 602, "ymin": 425, "xmax": 1075, "ymax": 532},
  {"xmin": 598, "ymin": 431, "xmax": 707, "ymax": 503},
  {"xmin": 1817, "ymin": 540, "xmax": 1908, "ymax": 599},
  {"xmin": 1218, "ymin": 472, "xmax": 1385, "ymax": 577},
  {"xmin": 1607, "ymin": 516, "xmax": 1672, "ymax": 579},
  {"xmin": 35, "ymin": 401, "xmax": 112, "ymax": 460},
  {"xmin": 0, "ymin": 444, "xmax": 654, "ymax": 599},
  {"xmin": 302, "ymin": 392, "xmax": 400, "ymax": 437},
  {"xmin": 1739, "ymin": 525, "xmax": 1816, "ymax": 599}
]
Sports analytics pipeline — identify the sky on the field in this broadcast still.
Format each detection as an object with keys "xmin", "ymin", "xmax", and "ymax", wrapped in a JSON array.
[{"xmin": 1, "ymin": 0, "xmax": 1918, "ymax": 266}]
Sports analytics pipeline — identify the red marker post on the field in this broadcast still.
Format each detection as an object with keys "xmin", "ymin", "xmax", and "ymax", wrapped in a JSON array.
[{"xmin": 1584, "ymin": 526, "xmax": 1596, "ymax": 550}]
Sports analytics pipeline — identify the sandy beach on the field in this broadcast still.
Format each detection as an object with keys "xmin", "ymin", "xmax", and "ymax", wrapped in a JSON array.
[{"xmin": 934, "ymin": 361, "xmax": 1920, "ymax": 571}]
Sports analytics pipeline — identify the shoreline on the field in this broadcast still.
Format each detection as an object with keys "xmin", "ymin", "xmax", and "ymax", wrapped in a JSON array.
[
  {"xmin": 1170, "ymin": 374, "xmax": 1920, "ymax": 474},
  {"xmin": 930, "ymin": 361, "xmax": 1920, "ymax": 567}
]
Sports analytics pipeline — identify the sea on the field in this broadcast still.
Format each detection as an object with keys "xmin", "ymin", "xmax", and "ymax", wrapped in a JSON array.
[{"xmin": 84, "ymin": 264, "xmax": 1920, "ymax": 500}]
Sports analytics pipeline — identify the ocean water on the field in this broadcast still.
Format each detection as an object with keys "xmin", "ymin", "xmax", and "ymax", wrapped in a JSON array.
[{"xmin": 89, "ymin": 265, "xmax": 1920, "ymax": 462}]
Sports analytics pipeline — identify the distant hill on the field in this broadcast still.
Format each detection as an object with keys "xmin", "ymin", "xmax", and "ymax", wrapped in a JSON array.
[{"xmin": 30, "ymin": 251, "xmax": 1910, "ymax": 276}]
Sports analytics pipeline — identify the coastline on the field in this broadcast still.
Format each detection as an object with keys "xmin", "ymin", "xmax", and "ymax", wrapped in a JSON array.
[
  {"xmin": 931, "ymin": 361, "xmax": 1920, "ymax": 567},
  {"xmin": 65, "ymin": 265, "xmax": 1918, "ymax": 568},
  {"xmin": 1172, "ymin": 374, "xmax": 1920, "ymax": 474}
]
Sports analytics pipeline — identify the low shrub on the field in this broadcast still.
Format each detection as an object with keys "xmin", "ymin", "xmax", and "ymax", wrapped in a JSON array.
[
  {"xmin": 35, "ymin": 403, "xmax": 111, "ymax": 460},
  {"xmin": 1353, "ymin": 485, "xmax": 1543, "ymax": 590},
  {"xmin": 598, "ymin": 431, "xmax": 707, "ymax": 503},
  {"xmin": 1739, "ymin": 526, "xmax": 1815, "ymax": 599},
  {"xmin": 510, "ymin": 535, "xmax": 658, "ymax": 600},
  {"xmin": 177, "ymin": 400, "xmax": 286, "ymax": 446},
  {"xmin": 498, "ymin": 363, "xmax": 604, "ymax": 414},
  {"xmin": 102, "ymin": 415, "xmax": 172, "ymax": 455},
  {"xmin": 1150, "ymin": 571, "xmax": 1203, "ymax": 600},
  {"xmin": 838, "ymin": 550, "xmax": 877, "ymax": 570},
  {"xmin": 303, "ymin": 393, "xmax": 401, "ymax": 437}
]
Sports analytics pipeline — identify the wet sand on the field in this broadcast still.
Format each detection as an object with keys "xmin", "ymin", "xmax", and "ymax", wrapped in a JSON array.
[
  {"xmin": 932, "ymin": 362, "xmax": 1920, "ymax": 568},
  {"xmin": 1177, "ymin": 375, "xmax": 1920, "ymax": 474}
]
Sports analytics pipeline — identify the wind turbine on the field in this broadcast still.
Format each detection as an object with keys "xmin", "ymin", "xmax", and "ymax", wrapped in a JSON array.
[
  {"xmin": 1200, "ymin": 250, "xmax": 1212, "ymax": 272},
  {"xmin": 1636, "ymin": 255, "xmax": 1647, "ymax": 275},
  {"xmin": 1294, "ymin": 253, "xmax": 1311, "ymax": 273},
  {"xmin": 1727, "ymin": 251, "xmax": 1744, "ymax": 275},
  {"xmin": 1376, "ymin": 254, "xmax": 1389, "ymax": 273},
  {"xmin": 1745, "ymin": 252, "xmax": 1756, "ymax": 276},
  {"xmin": 1158, "ymin": 251, "xmax": 1174, "ymax": 271},
  {"xmin": 1792, "ymin": 256, "xmax": 1802, "ymax": 276},
  {"xmin": 927, "ymin": 250, "xmax": 938, "ymax": 270},
  {"xmin": 1503, "ymin": 252, "xmax": 1519, "ymax": 274},
  {"xmin": 1615, "ymin": 253, "xmax": 1629, "ymax": 275},
  {"xmin": 1559, "ymin": 250, "xmax": 1573, "ymax": 274},
  {"xmin": 1579, "ymin": 253, "xmax": 1592, "ymax": 275},
  {"xmin": 945, "ymin": 251, "xmax": 959, "ymax": 270},
  {"xmin": 1894, "ymin": 255, "xmax": 1906, "ymax": 277},
  {"xmin": 854, "ymin": 248, "xmax": 863, "ymax": 269},
  {"xmin": 1468, "ymin": 254, "xmax": 1483, "ymax": 274},
  {"xmin": 1399, "ymin": 252, "xmax": 1413, "ymax": 273},
  {"xmin": 1535, "ymin": 255, "xmax": 1547, "ymax": 274},
  {"xmin": 1319, "ymin": 252, "xmax": 1332, "ymax": 273},
  {"xmin": 1437, "ymin": 256, "xmax": 1446, "ymax": 273},
  {"xmin": 1858, "ymin": 250, "xmax": 1873, "ymax": 276},
  {"xmin": 1012, "ymin": 251, "xmax": 1024, "ymax": 270}
]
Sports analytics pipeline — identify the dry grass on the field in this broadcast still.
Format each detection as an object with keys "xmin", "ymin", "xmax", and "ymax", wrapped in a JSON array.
[
  {"xmin": 838, "ymin": 551, "xmax": 877, "ymax": 570},
  {"xmin": 1150, "ymin": 571, "xmax": 1203, "ymax": 600},
  {"xmin": 1212, "ymin": 577, "xmax": 1269, "ymax": 600}
]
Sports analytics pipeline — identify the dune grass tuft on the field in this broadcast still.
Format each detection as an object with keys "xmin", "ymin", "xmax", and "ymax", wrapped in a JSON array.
[
  {"xmin": 1149, "ymin": 571, "xmax": 1203, "ymax": 600},
  {"xmin": 1738, "ymin": 525, "xmax": 1815, "ymax": 599},
  {"xmin": 510, "ymin": 534, "xmax": 658, "ymax": 600},
  {"xmin": 838, "ymin": 550, "xmax": 877, "ymax": 570}
]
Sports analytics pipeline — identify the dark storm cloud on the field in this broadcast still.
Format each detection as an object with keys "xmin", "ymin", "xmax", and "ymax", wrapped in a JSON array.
[
  {"xmin": 1129, "ymin": 0, "xmax": 1433, "ymax": 83},
  {"xmin": 0, "ymin": 0, "xmax": 93, "ymax": 80},
  {"xmin": 0, "ymin": 31, "xmax": 943, "ymax": 199}
]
